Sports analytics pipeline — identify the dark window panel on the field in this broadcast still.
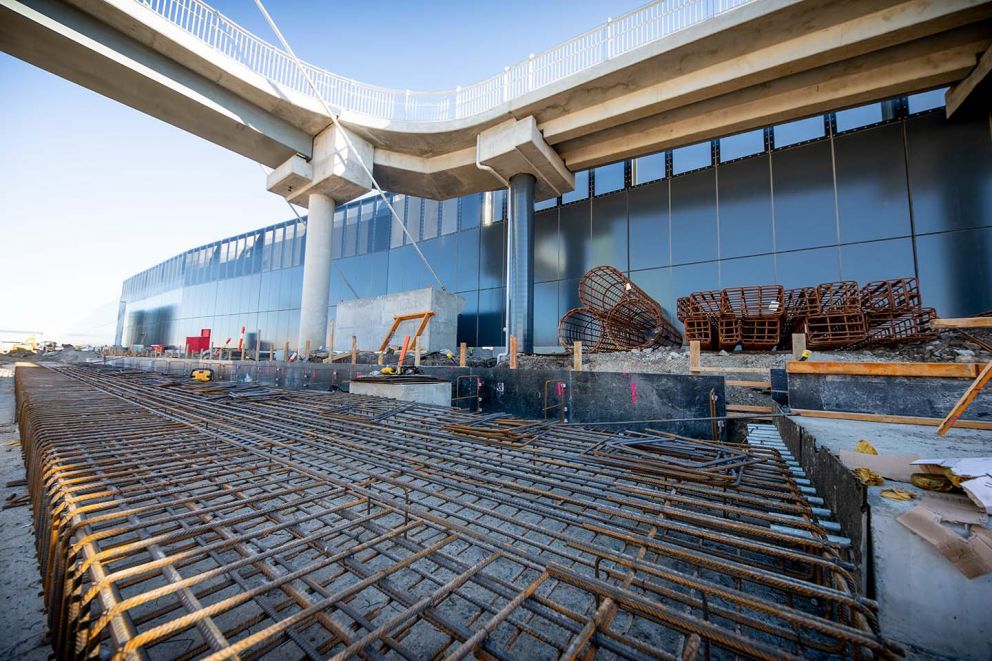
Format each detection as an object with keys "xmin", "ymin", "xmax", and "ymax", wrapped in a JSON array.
[
  {"xmin": 455, "ymin": 228, "xmax": 481, "ymax": 293},
  {"xmin": 916, "ymin": 228, "xmax": 992, "ymax": 317},
  {"xmin": 720, "ymin": 255, "xmax": 775, "ymax": 288},
  {"xmin": 628, "ymin": 179, "xmax": 670, "ymax": 271},
  {"xmin": 456, "ymin": 290, "xmax": 479, "ymax": 347},
  {"xmin": 460, "ymin": 193, "xmax": 482, "ymax": 230},
  {"xmin": 630, "ymin": 267, "xmax": 673, "ymax": 318},
  {"xmin": 835, "ymin": 123, "xmax": 911, "ymax": 243},
  {"xmin": 671, "ymin": 169, "xmax": 718, "ymax": 265},
  {"xmin": 772, "ymin": 140, "xmax": 837, "ymax": 251},
  {"xmin": 589, "ymin": 192, "xmax": 628, "ymax": 272},
  {"xmin": 673, "ymin": 141, "xmax": 712, "ymax": 175},
  {"xmin": 558, "ymin": 200, "xmax": 591, "ymax": 279},
  {"xmin": 776, "ymin": 246, "xmax": 842, "ymax": 289},
  {"xmin": 534, "ymin": 207, "xmax": 560, "ymax": 283},
  {"xmin": 594, "ymin": 161, "xmax": 626, "ymax": 195},
  {"xmin": 671, "ymin": 262, "xmax": 720, "ymax": 306},
  {"xmin": 477, "ymin": 287, "xmax": 506, "ymax": 346},
  {"xmin": 479, "ymin": 220, "xmax": 506, "ymax": 290},
  {"xmin": 534, "ymin": 281, "xmax": 559, "ymax": 348},
  {"xmin": 558, "ymin": 277, "xmax": 582, "ymax": 321},
  {"xmin": 718, "ymin": 155, "xmax": 773, "ymax": 259},
  {"xmin": 840, "ymin": 238, "xmax": 915, "ymax": 284},
  {"xmin": 906, "ymin": 113, "xmax": 992, "ymax": 234}
]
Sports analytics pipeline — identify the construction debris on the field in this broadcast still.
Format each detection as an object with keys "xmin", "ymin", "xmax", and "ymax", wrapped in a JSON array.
[{"xmin": 15, "ymin": 363, "xmax": 897, "ymax": 659}]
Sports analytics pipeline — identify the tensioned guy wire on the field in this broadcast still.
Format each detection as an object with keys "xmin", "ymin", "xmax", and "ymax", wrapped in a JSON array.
[{"xmin": 254, "ymin": 0, "xmax": 447, "ymax": 291}]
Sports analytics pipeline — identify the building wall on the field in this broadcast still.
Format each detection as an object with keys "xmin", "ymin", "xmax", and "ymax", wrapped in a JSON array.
[{"xmin": 119, "ymin": 90, "xmax": 992, "ymax": 350}]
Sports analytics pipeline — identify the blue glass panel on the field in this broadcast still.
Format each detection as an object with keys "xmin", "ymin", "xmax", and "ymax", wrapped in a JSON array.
[
  {"xmin": 835, "ymin": 103, "xmax": 883, "ymax": 132},
  {"xmin": 772, "ymin": 140, "xmax": 837, "ymax": 251},
  {"xmin": 908, "ymin": 88, "xmax": 947, "ymax": 114},
  {"xmin": 534, "ymin": 281, "xmax": 558, "ymax": 348},
  {"xmin": 631, "ymin": 268, "xmax": 673, "ymax": 317},
  {"xmin": 776, "ymin": 246, "xmax": 841, "ymax": 289},
  {"xmin": 460, "ymin": 193, "xmax": 482, "ymax": 229},
  {"xmin": 535, "ymin": 197, "xmax": 557, "ymax": 211},
  {"xmin": 589, "ymin": 193, "xmax": 628, "ymax": 272},
  {"xmin": 562, "ymin": 170, "xmax": 589, "ymax": 204},
  {"xmin": 477, "ymin": 287, "xmax": 506, "ymax": 346},
  {"xmin": 594, "ymin": 162, "xmax": 625, "ymax": 195},
  {"xmin": 835, "ymin": 123, "xmax": 911, "ymax": 243},
  {"xmin": 628, "ymin": 180, "xmax": 669, "ymax": 271},
  {"xmin": 534, "ymin": 207, "xmax": 560, "ymax": 283},
  {"xmin": 455, "ymin": 228, "xmax": 480, "ymax": 293},
  {"xmin": 906, "ymin": 113, "xmax": 992, "ymax": 234},
  {"xmin": 840, "ymin": 238, "xmax": 915, "ymax": 283},
  {"xmin": 718, "ymin": 156, "xmax": 773, "ymax": 259},
  {"xmin": 670, "ymin": 169, "xmax": 717, "ymax": 264},
  {"xmin": 719, "ymin": 130, "xmax": 764, "ymax": 162},
  {"xmin": 672, "ymin": 141, "xmax": 712, "ymax": 175},
  {"xmin": 917, "ymin": 228, "xmax": 992, "ymax": 317},
  {"xmin": 774, "ymin": 116, "xmax": 825, "ymax": 148},
  {"xmin": 479, "ymin": 221, "xmax": 505, "ymax": 290},
  {"xmin": 720, "ymin": 255, "xmax": 775, "ymax": 288},
  {"xmin": 456, "ymin": 291, "xmax": 479, "ymax": 346},
  {"xmin": 558, "ymin": 201, "xmax": 591, "ymax": 280},
  {"xmin": 633, "ymin": 153, "xmax": 666, "ymax": 184}
]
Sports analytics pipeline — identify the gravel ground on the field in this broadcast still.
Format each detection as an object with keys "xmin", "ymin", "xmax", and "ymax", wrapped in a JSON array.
[{"xmin": 0, "ymin": 361, "xmax": 51, "ymax": 660}]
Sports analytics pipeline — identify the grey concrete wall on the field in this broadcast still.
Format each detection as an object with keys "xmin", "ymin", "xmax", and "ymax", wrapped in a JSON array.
[{"xmin": 333, "ymin": 287, "xmax": 465, "ymax": 353}]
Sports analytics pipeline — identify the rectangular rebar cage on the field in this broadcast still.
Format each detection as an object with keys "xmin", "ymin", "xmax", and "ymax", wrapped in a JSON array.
[{"xmin": 14, "ymin": 364, "xmax": 896, "ymax": 660}]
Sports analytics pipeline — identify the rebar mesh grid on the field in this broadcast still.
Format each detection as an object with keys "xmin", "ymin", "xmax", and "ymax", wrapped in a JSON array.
[
  {"xmin": 605, "ymin": 298, "xmax": 682, "ymax": 350},
  {"xmin": 558, "ymin": 307, "xmax": 619, "ymax": 353},
  {"xmin": 716, "ymin": 318, "xmax": 742, "ymax": 351},
  {"xmin": 15, "ymin": 364, "xmax": 897, "ymax": 660},
  {"xmin": 688, "ymin": 291, "xmax": 724, "ymax": 319}
]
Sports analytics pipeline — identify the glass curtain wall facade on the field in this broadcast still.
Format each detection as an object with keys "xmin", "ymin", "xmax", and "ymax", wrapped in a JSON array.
[{"xmin": 120, "ymin": 90, "xmax": 992, "ymax": 350}]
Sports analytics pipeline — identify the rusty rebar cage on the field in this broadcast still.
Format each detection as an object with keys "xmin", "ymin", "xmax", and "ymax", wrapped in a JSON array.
[
  {"xmin": 605, "ymin": 297, "xmax": 682, "ymax": 350},
  {"xmin": 676, "ymin": 296, "xmax": 693, "ymax": 322},
  {"xmin": 806, "ymin": 312, "xmax": 869, "ymax": 349},
  {"xmin": 865, "ymin": 307, "xmax": 938, "ymax": 346},
  {"xmin": 721, "ymin": 286, "xmax": 786, "ymax": 319},
  {"xmin": 683, "ymin": 316, "xmax": 716, "ymax": 349},
  {"xmin": 815, "ymin": 281, "xmax": 862, "ymax": 313},
  {"xmin": 717, "ymin": 317, "xmax": 742, "ymax": 350},
  {"xmin": 578, "ymin": 265, "xmax": 637, "ymax": 312},
  {"xmin": 861, "ymin": 277, "xmax": 922, "ymax": 314},
  {"xmin": 688, "ymin": 290, "xmax": 724, "ymax": 318},
  {"xmin": 558, "ymin": 307, "xmax": 619, "ymax": 352},
  {"xmin": 15, "ymin": 363, "xmax": 899, "ymax": 659},
  {"xmin": 741, "ymin": 318, "xmax": 783, "ymax": 350}
]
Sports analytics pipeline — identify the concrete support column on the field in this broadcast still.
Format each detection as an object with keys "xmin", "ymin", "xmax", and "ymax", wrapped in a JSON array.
[
  {"xmin": 509, "ymin": 173, "xmax": 536, "ymax": 353},
  {"xmin": 297, "ymin": 192, "xmax": 335, "ymax": 353}
]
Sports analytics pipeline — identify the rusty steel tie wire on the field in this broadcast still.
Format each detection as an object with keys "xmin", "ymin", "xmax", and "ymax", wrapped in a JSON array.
[{"xmin": 14, "ymin": 363, "xmax": 899, "ymax": 660}]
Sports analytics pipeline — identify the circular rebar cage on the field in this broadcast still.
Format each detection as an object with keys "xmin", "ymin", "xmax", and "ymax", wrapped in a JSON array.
[
  {"xmin": 558, "ymin": 307, "xmax": 617, "ymax": 352},
  {"xmin": 606, "ymin": 297, "xmax": 682, "ymax": 350},
  {"xmin": 578, "ymin": 265, "xmax": 637, "ymax": 312}
]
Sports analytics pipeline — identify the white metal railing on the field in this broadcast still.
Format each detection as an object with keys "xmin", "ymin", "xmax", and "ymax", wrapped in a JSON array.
[{"xmin": 136, "ymin": 0, "xmax": 756, "ymax": 122}]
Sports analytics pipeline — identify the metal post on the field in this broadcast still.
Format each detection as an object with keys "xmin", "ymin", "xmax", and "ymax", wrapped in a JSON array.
[{"xmin": 509, "ymin": 173, "xmax": 536, "ymax": 353}]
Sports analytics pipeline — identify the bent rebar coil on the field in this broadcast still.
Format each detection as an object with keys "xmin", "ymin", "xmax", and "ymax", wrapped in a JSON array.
[{"xmin": 15, "ymin": 364, "xmax": 898, "ymax": 659}]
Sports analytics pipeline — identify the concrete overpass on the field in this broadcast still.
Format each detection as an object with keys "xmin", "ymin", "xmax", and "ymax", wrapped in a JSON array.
[{"xmin": 3, "ymin": 0, "xmax": 991, "ymax": 351}]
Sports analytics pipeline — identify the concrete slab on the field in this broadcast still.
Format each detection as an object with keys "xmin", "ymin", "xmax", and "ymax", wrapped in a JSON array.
[
  {"xmin": 333, "ymin": 287, "xmax": 465, "ymax": 354},
  {"xmin": 783, "ymin": 415, "xmax": 992, "ymax": 659},
  {"xmin": 349, "ymin": 380, "xmax": 451, "ymax": 407}
]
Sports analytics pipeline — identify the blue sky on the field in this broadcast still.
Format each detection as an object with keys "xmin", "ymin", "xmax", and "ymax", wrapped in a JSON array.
[{"xmin": 0, "ymin": 0, "xmax": 639, "ymax": 343}]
